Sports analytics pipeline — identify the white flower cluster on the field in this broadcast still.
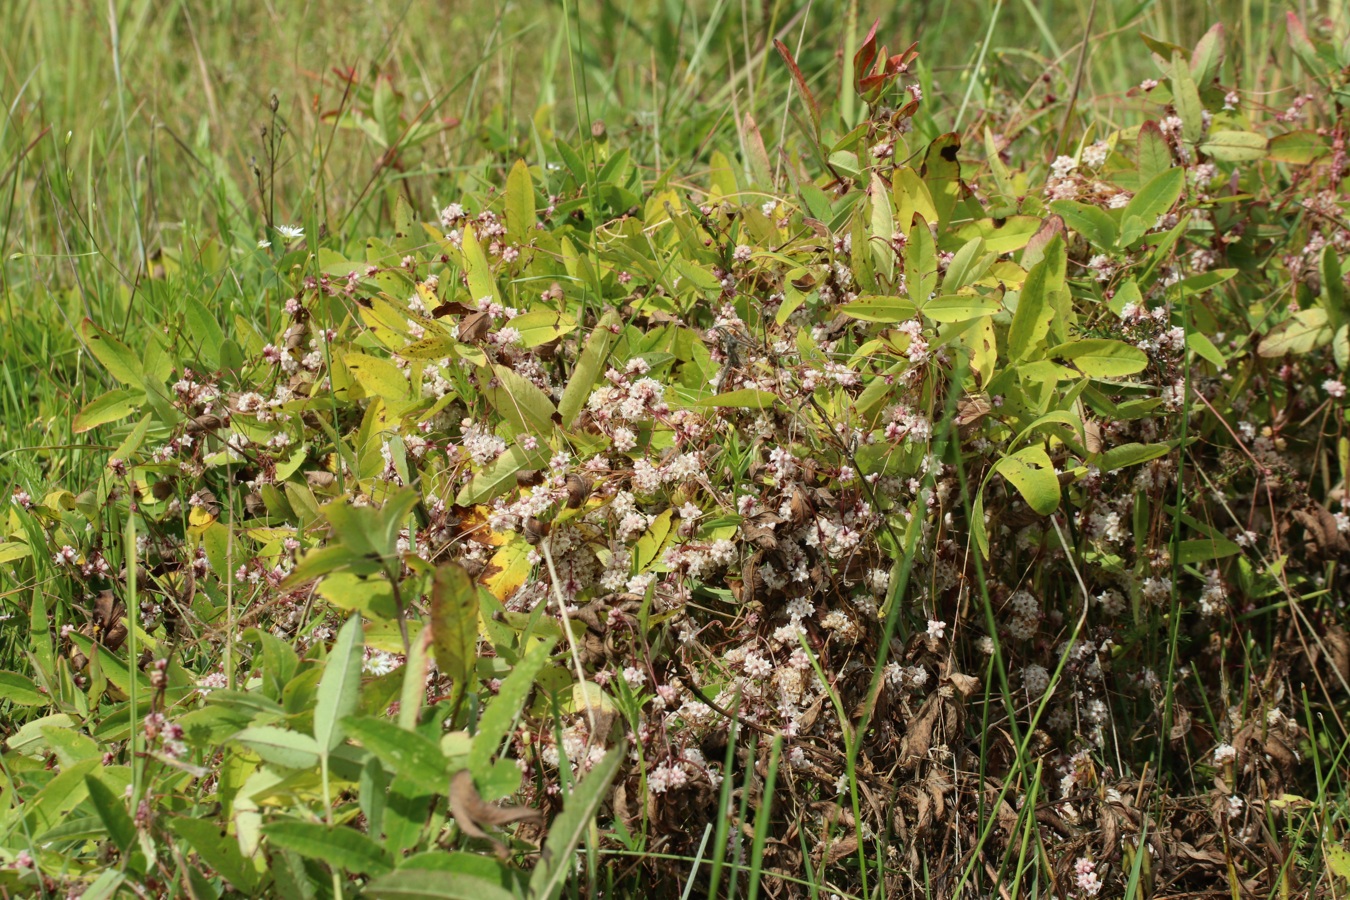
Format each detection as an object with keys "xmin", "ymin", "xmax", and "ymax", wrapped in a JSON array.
[{"xmin": 1006, "ymin": 589, "xmax": 1040, "ymax": 640}]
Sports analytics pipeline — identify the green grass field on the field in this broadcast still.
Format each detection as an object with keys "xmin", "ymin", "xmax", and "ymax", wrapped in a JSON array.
[{"xmin": 1, "ymin": 1, "xmax": 1348, "ymax": 897}]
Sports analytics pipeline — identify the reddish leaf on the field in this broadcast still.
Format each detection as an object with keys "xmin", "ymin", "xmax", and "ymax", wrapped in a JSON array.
[
  {"xmin": 853, "ymin": 19, "xmax": 881, "ymax": 96},
  {"xmin": 773, "ymin": 40, "xmax": 821, "ymax": 131}
]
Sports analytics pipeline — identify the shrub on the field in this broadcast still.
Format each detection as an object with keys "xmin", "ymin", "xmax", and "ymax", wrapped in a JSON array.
[{"xmin": 2, "ymin": 16, "xmax": 1349, "ymax": 900}]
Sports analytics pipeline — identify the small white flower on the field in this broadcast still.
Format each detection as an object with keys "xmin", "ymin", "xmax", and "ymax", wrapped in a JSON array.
[
  {"xmin": 1081, "ymin": 141, "xmax": 1110, "ymax": 168},
  {"xmin": 927, "ymin": 619, "xmax": 947, "ymax": 641},
  {"xmin": 1050, "ymin": 155, "xmax": 1077, "ymax": 180},
  {"xmin": 1213, "ymin": 742, "xmax": 1237, "ymax": 765},
  {"xmin": 275, "ymin": 224, "xmax": 305, "ymax": 240},
  {"xmin": 257, "ymin": 239, "xmax": 272, "ymax": 249}
]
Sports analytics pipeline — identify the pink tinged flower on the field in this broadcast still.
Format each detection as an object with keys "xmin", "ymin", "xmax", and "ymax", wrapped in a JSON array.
[
  {"xmin": 1324, "ymin": 379, "xmax": 1347, "ymax": 399},
  {"xmin": 1074, "ymin": 857, "xmax": 1102, "ymax": 896}
]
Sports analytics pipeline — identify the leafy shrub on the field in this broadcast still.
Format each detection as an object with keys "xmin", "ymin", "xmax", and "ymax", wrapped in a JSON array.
[{"xmin": 2, "ymin": 16, "xmax": 1349, "ymax": 900}]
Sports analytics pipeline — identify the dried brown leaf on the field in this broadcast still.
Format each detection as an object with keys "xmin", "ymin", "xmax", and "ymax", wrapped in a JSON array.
[{"xmin": 448, "ymin": 768, "xmax": 542, "ymax": 858}]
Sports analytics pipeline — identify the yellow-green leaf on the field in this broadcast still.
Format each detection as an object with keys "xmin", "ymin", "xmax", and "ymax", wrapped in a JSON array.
[
  {"xmin": 1048, "ymin": 339, "xmax": 1149, "ymax": 377},
  {"xmin": 991, "ymin": 445, "xmax": 1060, "ymax": 515},
  {"xmin": 79, "ymin": 318, "xmax": 144, "ymax": 387},
  {"xmin": 921, "ymin": 294, "xmax": 1002, "ymax": 324},
  {"xmin": 1200, "ymin": 130, "xmax": 1267, "ymax": 162},
  {"xmin": 511, "ymin": 310, "xmax": 577, "ymax": 348},
  {"xmin": 73, "ymin": 388, "xmax": 143, "ymax": 434},
  {"xmin": 504, "ymin": 159, "xmax": 536, "ymax": 245},
  {"xmin": 839, "ymin": 295, "xmax": 918, "ymax": 323},
  {"xmin": 345, "ymin": 352, "xmax": 410, "ymax": 401},
  {"xmin": 1258, "ymin": 307, "xmax": 1331, "ymax": 357},
  {"xmin": 692, "ymin": 389, "xmax": 780, "ymax": 409}
]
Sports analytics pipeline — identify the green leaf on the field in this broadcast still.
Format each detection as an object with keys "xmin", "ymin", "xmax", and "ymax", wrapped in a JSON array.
[
  {"xmin": 1011, "ymin": 410, "xmax": 1084, "ymax": 449},
  {"xmin": 1200, "ymin": 130, "xmax": 1267, "ymax": 162},
  {"xmin": 1172, "ymin": 55, "xmax": 1204, "ymax": 144},
  {"xmin": 1098, "ymin": 442, "xmax": 1172, "ymax": 472},
  {"xmin": 364, "ymin": 870, "xmax": 518, "ymax": 900},
  {"xmin": 470, "ymin": 638, "xmax": 558, "ymax": 781},
  {"xmin": 233, "ymin": 726, "xmax": 322, "ymax": 769},
  {"xmin": 41, "ymin": 725, "xmax": 98, "ymax": 765},
  {"xmin": 1121, "ymin": 168, "xmax": 1184, "ymax": 246},
  {"xmin": 462, "ymin": 225, "xmax": 501, "ymax": 305},
  {"xmin": 173, "ymin": 817, "xmax": 260, "ymax": 893},
  {"xmin": 1186, "ymin": 332, "xmax": 1227, "ymax": 369},
  {"xmin": 22, "ymin": 757, "xmax": 100, "ymax": 837},
  {"xmin": 941, "ymin": 237, "xmax": 990, "ymax": 294},
  {"xmin": 1048, "ymin": 339, "xmax": 1149, "ymax": 377},
  {"xmin": 399, "ymin": 625, "xmax": 434, "ymax": 731},
  {"xmin": 79, "ymin": 318, "xmax": 144, "ymax": 387},
  {"xmin": 343, "ymin": 716, "xmax": 447, "ymax": 785},
  {"xmin": 839, "ymin": 295, "xmax": 918, "ymax": 323},
  {"xmin": 971, "ymin": 492, "xmax": 989, "ymax": 558},
  {"xmin": 185, "ymin": 297, "xmax": 227, "ymax": 369},
  {"xmin": 1174, "ymin": 537, "xmax": 1241, "ymax": 564},
  {"xmin": 314, "ymin": 614, "xmax": 365, "ymax": 755},
  {"xmin": 1008, "ymin": 237, "xmax": 1063, "ymax": 362},
  {"xmin": 345, "ymin": 352, "xmax": 410, "ymax": 402},
  {"xmin": 504, "ymin": 159, "xmax": 536, "ymax": 245},
  {"xmin": 921, "ymin": 294, "xmax": 1002, "ymax": 324},
  {"xmin": 263, "ymin": 820, "xmax": 394, "ymax": 875},
  {"xmin": 527, "ymin": 746, "xmax": 625, "ymax": 900},
  {"xmin": 692, "ymin": 389, "xmax": 780, "ymax": 409},
  {"xmin": 487, "ymin": 364, "xmax": 557, "ymax": 437},
  {"xmin": 431, "ymin": 563, "xmax": 479, "ymax": 689},
  {"xmin": 1048, "ymin": 200, "xmax": 1119, "ymax": 250},
  {"xmin": 558, "ymin": 311, "xmax": 621, "ymax": 428},
  {"xmin": 85, "ymin": 776, "xmax": 135, "ymax": 854},
  {"xmin": 456, "ymin": 445, "xmax": 548, "ymax": 506},
  {"xmin": 905, "ymin": 215, "xmax": 938, "ymax": 300},
  {"xmin": 1325, "ymin": 246, "xmax": 1347, "ymax": 324},
  {"xmin": 991, "ymin": 446, "xmax": 1060, "ymax": 516},
  {"xmin": 0, "ymin": 670, "xmax": 47, "ymax": 705},
  {"xmin": 73, "ymin": 388, "xmax": 143, "ymax": 434},
  {"xmin": 869, "ymin": 172, "xmax": 895, "ymax": 279}
]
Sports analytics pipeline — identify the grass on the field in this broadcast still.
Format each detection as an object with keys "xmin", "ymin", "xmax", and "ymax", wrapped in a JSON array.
[{"xmin": 1, "ymin": 0, "xmax": 1347, "ymax": 898}]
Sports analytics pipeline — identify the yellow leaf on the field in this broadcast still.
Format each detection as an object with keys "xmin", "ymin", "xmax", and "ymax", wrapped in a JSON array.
[
  {"xmin": 188, "ymin": 506, "xmax": 217, "ymax": 535},
  {"xmin": 481, "ymin": 537, "xmax": 534, "ymax": 601},
  {"xmin": 343, "ymin": 352, "xmax": 410, "ymax": 401}
]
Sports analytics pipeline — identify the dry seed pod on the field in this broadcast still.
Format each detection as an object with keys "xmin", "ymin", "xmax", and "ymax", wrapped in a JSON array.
[
  {"xmin": 515, "ymin": 469, "xmax": 544, "ymax": 488},
  {"xmin": 186, "ymin": 414, "xmax": 225, "ymax": 436},
  {"xmin": 243, "ymin": 492, "xmax": 267, "ymax": 517},
  {"xmin": 523, "ymin": 517, "xmax": 550, "ymax": 545},
  {"xmin": 458, "ymin": 310, "xmax": 492, "ymax": 343},
  {"xmin": 283, "ymin": 323, "xmax": 308, "ymax": 351},
  {"xmin": 189, "ymin": 489, "xmax": 220, "ymax": 516},
  {"xmin": 565, "ymin": 473, "xmax": 593, "ymax": 508},
  {"xmin": 788, "ymin": 485, "xmax": 813, "ymax": 527}
]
